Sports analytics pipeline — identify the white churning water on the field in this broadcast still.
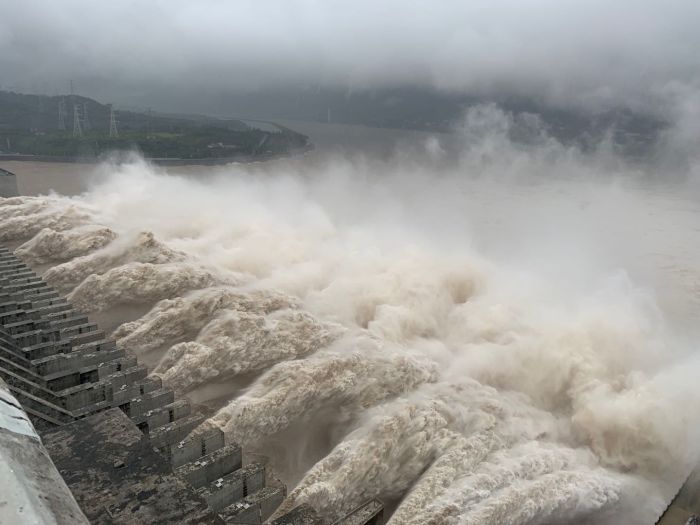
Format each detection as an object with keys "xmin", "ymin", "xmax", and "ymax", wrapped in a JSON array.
[{"xmin": 2, "ymin": 110, "xmax": 700, "ymax": 524}]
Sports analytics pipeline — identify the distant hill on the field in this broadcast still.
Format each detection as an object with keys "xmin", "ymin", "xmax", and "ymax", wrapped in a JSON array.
[
  {"xmin": 205, "ymin": 86, "xmax": 667, "ymax": 157},
  {"xmin": 0, "ymin": 91, "xmax": 257, "ymax": 133},
  {"xmin": 0, "ymin": 91, "xmax": 309, "ymax": 161}
]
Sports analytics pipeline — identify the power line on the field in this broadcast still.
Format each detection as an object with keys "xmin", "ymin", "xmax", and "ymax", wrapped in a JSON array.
[
  {"xmin": 108, "ymin": 104, "xmax": 119, "ymax": 138},
  {"xmin": 82, "ymin": 102, "xmax": 91, "ymax": 131},
  {"xmin": 58, "ymin": 98, "xmax": 67, "ymax": 131},
  {"xmin": 72, "ymin": 104, "xmax": 82, "ymax": 138}
]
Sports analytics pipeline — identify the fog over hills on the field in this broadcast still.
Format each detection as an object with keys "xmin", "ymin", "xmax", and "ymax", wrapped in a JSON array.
[{"xmin": 2, "ymin": 1, "xmax": 699, "ymax": 135}]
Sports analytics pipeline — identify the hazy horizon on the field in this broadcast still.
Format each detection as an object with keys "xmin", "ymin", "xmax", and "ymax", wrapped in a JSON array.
[{"xmin": 2, "ymin": 1, "xmax": 699, "ymax": 122}]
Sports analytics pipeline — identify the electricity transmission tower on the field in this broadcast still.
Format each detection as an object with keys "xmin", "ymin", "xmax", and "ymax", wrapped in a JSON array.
[
  {"xmin": 58, "ymin": 98, "xmax": 67, "ymax": 130},
  {"xmin": 108, "ymin": 105, "xmax": 119, "ymax": 138},
  {"xmin": 82, "ymin": 102, "xmax": 91, "ymax": 131},
  {"xmin": 72, "ymin": 104, "xmax": 83, "ymax": 137}
]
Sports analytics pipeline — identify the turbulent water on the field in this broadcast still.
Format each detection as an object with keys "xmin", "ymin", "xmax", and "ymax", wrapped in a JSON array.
[{"xmin": 3, "ymin": 110, "xmax": 700, "ymax": 524}]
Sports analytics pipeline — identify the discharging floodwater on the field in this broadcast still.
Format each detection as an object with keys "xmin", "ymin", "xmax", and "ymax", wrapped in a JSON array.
[{"xmin": 2, "ymin": 118, "xmax": 700, "ymax": 523}]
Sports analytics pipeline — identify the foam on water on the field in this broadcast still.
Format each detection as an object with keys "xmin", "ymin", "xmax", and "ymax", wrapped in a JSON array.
[{"xmin": 15, "ymin": 225, "xmax": 117, "ymax": 265}]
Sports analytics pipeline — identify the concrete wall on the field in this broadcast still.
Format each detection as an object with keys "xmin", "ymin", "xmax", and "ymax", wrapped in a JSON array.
[
  {"xmin": 0, "ymin": 378, "xmax": 88, "ymax": 524},
  {"xmin": 0, "ymin": 169, "xmax": 18, "ymax": 197}
]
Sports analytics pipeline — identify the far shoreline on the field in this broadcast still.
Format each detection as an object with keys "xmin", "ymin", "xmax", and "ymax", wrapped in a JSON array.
[{"xmin": 0, "ymin": 144, "xmax": 313, "ymax": 167}]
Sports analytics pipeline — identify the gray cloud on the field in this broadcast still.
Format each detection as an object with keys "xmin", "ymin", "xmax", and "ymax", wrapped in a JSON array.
[{"xmin": 1, "ymin": 0, "xmax": 700, "ymax": 116}]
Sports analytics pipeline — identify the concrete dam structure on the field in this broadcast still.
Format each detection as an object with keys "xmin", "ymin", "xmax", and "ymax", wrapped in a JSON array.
[
  {"xmin": 0, "ymin": 244, "xmax": 384, "ymax": 525},
  {"xmin": 0, "ymin": 377, "xmax": 88, "ymax": 524},
  {"xmin": 0, "ymin": 167, "xmax": 19, "ymax": 198}
]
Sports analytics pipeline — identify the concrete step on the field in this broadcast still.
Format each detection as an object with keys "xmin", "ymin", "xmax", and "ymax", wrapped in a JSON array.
[
  {"xmin": 25, "ymin": 289, "xmax": 60, "ymax": 302},
  {"xmin": 45, "ymin": 368, "xmax": 99, "ymax": 392},
  {"xmin": 12, "ymin": 287, "xmax": 58, "ymax": 301},
  {"xmin": 0, "ymin": 274, "xmax": 44, "ymax": 286},
  {"xmin": 0, "ymin": 352, "xmax": 47, "ymax": 387},
  {"xmin": 0, "ymin": 308, "xmax": 30, "ymax": 325},
  {"xmin": 30, "ymin": 302, "xmax": 74, "ymax": 317},
  {"xmin": 175, "ymin": 443, "xmax": 243, "ymax": 489},
  {"xmin": 21, "ymin": 339, "xmax": 72, "ymax": 360},
  {"xmin": 41, "ymin": 408, "xmax": 225, "ymax": 524},
  {"xmin": 164, "ymin": 426, "xmax": 226, "ymax": 468},
  {"xmin": 0, "ymin": 337, "xmax": 34, "ymax": 367},
  {"xmin": 124, "ymin": 388, "xmax": 177, "ymax": 427},
  {"xmin": 3, "ymin": 281, "xmax": 49, "ymax": 295},
  {"xmin": 71, "ymin": 338, "xmax": 117, "ymax": 355},
  {"xmin": 6, "ymin": 279, "xmax": 44, "ymax": 292},
  {"xmin": 60, "ymin": 321, "xmax": 99, "ymax": 337},
  {"xmin": 12, "ymin": 328, "xmax": 60, "ymax": 348},
  {"xmin": 42, "ymin": 306, "xmax": 79, "ymax": 318},
  {"xmin": 0, "ymin": 327, "xmax": 19, "ymax": 344},
  {"xmin": 130, "ymin": 398, "xmax": 190, "ymax": 427},
  {"xmin": 96, "ymin": 356, "xmax": 137, "ymax": 379},
  {"xmin": 196, "ymin": 463, "xmax": 266, "ymax": 512},
  {"xmin": 7, "ymin": 385, "xmax": 74, "ymax": 425},
  {"xmin": 150, "ymin": 413, "xmax": 205, "ymax": 450},
  {"xmin": 3, "ymin": 318, "xmax": 50, "ymax": 335},
  {"xmin": 0, "ymin": 248, "xmax": 297, "ymax": 523},
  {"xmin": 64, "ymin": 328, "xmax": 105, "ymax": 346},
  {"xmin": 23, "ymin": 405, "xmax": 65, "ymax": 431},
  {"xmin": 49, "ymin": 314, "xmax": 90, "ymax": 330},
  {"xmin": 0, "ymin": 262, "xmax": 26, "ymax": 273},
  {"xmin": 2, "ymin": 270, "xmax": 36, "ymax": 281},
  {"xmin": 0, "ymin": 300, "xmax": 23, "ymax": 313},
  {"xmin": 54, "ymin": 380, "xmax": 109, "ymax": 411},
  {"xmin": 34, "ymin": 348, "xmax": 126, "ymax": 380},
  {"xmin": 72, "ymin": 399, "xmax": 112, "ymax": 418},
  {"xmin": 104, "ymin": 365, "xmax": 148, "ymax": 393},
  {"xmin": 0, "ymin": 270, "xmax": 30, "ymax": 281},
  {"xmin": 0, "ymin": 366, "xmax": 67, "ymax": 408},
  {"xmin": 29, "ymin": 297, "xmax": 70, "ymax": 310},
  {"xmin": 219, "ymin": 486, "xmax": 286, "ymax": 524},
  {"xmin": 111, "ymin": 378, "xmax": 175, "ymax": 410},
  {"xmin": 6, "ymin": 275, "xmax": 43, "ymax": 286}
]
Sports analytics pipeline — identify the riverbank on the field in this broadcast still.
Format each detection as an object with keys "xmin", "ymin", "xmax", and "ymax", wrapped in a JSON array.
[{"xmin": 0, "ymin": 144, "xmax": 313, "ymax": 167}]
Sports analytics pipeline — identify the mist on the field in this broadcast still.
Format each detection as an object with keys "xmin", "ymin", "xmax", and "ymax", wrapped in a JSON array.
[
  {"xmin": 2, "ymin": 108, "xmax": 700, "ymax": 523},
  {"xmin": 2, "ymin": 0, "xmax": 700, "ymax": 119}
]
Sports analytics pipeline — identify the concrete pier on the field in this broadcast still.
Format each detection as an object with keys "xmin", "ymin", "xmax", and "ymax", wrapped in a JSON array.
[
  {"xmin": 0, "ymin": 167, "xmax": 18, "ymax": 197},
  {"xmin": 0, "ymin": 378, "xmax": 88, "ymax": 524}
]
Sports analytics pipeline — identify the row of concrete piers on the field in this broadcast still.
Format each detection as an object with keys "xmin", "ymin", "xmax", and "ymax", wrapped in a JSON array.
[{"xmin": 0, "ymin": 243, "xmax": 383, "ymax": 524}]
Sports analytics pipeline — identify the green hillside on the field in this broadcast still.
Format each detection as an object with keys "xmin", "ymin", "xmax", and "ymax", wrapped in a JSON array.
[{"xmin": 0, "ymin": 91, "xmax": 309, "ymax": 160}]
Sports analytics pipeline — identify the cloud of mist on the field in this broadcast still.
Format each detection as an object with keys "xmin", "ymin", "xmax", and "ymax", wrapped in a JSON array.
[
  {"xmin": 3, "ymin": 109, "xmax": 700, "ymax": 522},
  {"xmin": 1, "ymin": 0, "xmax": 700, "ymax": 117}
]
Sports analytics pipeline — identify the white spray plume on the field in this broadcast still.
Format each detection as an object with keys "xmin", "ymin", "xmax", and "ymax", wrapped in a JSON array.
[{"xmin": 3, "ymin": 108, "xmax": 700, "ymax": 523}]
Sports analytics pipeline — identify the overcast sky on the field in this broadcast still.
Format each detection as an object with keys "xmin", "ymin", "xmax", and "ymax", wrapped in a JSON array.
[{"xmin": 2, "ymin": 0, "xmax": 700, "ymax": 116}]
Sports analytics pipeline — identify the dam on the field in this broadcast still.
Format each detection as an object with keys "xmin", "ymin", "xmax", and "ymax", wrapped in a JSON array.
[
  {"xmin": 0, "ymin": 167, "xmax": 19, "ymax": 198},
  {"xmin": 0, "ymin": 244, "xmax": 383, "ymax": 524}
]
